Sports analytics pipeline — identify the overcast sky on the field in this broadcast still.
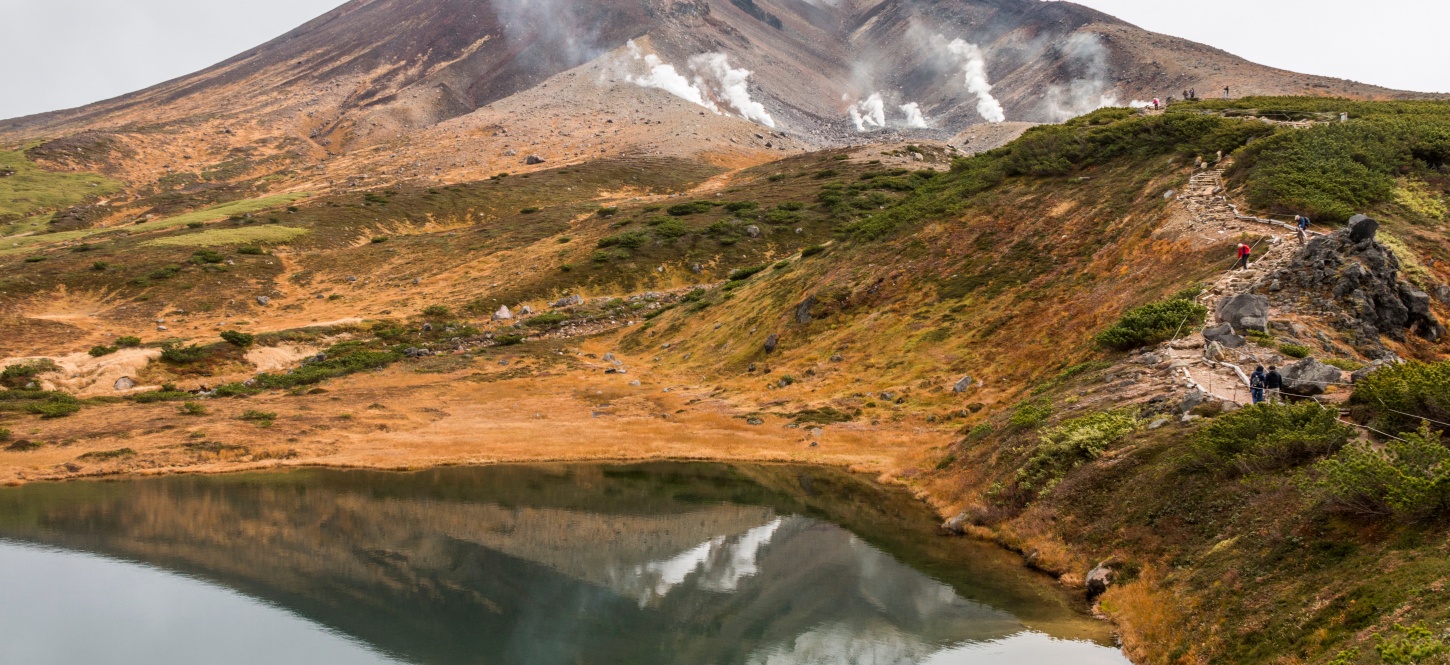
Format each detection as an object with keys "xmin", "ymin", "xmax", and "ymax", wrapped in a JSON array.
[{"xmin": 1, "ymin": 0, "xmax": 1445, "ymax": 121}]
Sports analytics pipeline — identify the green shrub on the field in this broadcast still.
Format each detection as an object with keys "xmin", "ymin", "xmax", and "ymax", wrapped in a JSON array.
[
  {"xmin": 494, "ymin": 334, "xmax": 525, "ymax": 346},
  {"xmin": 557, "ymin": 236, "xmax": 572, "ymax": 244},
  {"xmin": 132, "ymin": 389, "xmax": 192, "ymax": 403},
  {"xmin": 178, "ymin": 401, "xmax": 208, "ymax": 416},
  {"xmin": 1309, "ymin": 425, "xmax": 1450, "ymax": 519},
  {"xmin": 525, "ymin": 313, "xmax": 569, "ymax": 328},
  {"xmin": 967, "ymin": 423, "xmax": 995, "ymax": 441},
  {"xmin": 88, "ymin": 345, "xmax": 118, "ymax": 357},
  {"xmin": 421, "ymin": 305, "xmax": 452, "ymax": 318},
  {"xmin": 724, "ymin": 201, "xmax": 758, "ymax": 213},
  {"xmin": 92, "ymin": 261, "xmax": 109, "ymax": 271},
  {"xmin": 519, "ymin": 207, "xmax": 540, "ymax": 215},
  {"xmin": 667, "ymin": 201, "xmax": 713, "ymax": 216},
  {"xmin": 596, "ymin": 207, "xmax": 619, "ymax": 217},
  {"xmin": 764, "ymin": 209, "xmax": 802, "ymax": 225},
  {"xmin": 254, "ymin": 349, "xmax": 401, "ymax": 390},
  {"xmin": 371, "ymin": 236, "xmax": 389, "ymax": 244},
  {"xmin": 800, "ymin": 245, "xmax": 827, "ymax": 257},
  {"xmin": 160, "ymin": 343, "xmax": 208, "ymax": 364},
  {"xmin": 652, "ymin": 218, "xmax": 690, "ymax": 239},
  {"xmin": 728, "ymin": 265, "xmax": 767, "ymax": 281},
  {"xmin": 1192, "ymin": 402, "xmax": 1353, "ymax": 475},
  {"xmin": 237, "ymin": 246, "xmax": 265, "ymax": 255},
  {"xmin": 0, "ymin": 427, "xmax": 9, "ymax": 441},
  {"xmin": 1278, "ymin": 343, "xmax": 1311, "ymax": 359},
  {"xmin": 1, "ymin": 360, "xmax": 57, "ymax": 387},
  {"xmin": 1095, "ymin": 297, "xmax": 1207, "ymax": 350},
  {"xmin": 116, "ymin": 336, "xmax": 142, "ymax": 348},
  {"xmin": 1376, "ymin": 622, "xmax": 1449, "ymax": 664},
  {"xmin": 29, "ymin": 400, "xmax": 80, "ymax": 418},
  {"xmin": 147, "ymin": 264, "xmax": 182, "ymax": 280},
  {"xmin": 812, "ymin": 169, "xmax": 839, "ymax": 179},
  {"xmin": 1009, "ymin": 399, "xmax": 1053, "ymax": 430},
  {"xmin": 239, "ymin": 410, "xmax": 277, "ymax": 426},
  {"xmin": 77, "ymin": 448, "xmax": 136, "ymax": 461},
  {"xmin": 1017, "ymin": 411, "xmax": 1137, "ymax": 496},
  {"xmin": 1350, "ymin": 360, "xmax": 1450, "ymax": 435},
  {"xmin": 777, "ymin": 201, "xmax": 805, "ymax": 211},
  {"xmin": 220, "ymin": 330, "xmax": 255, "ymax": 348},
  {"xmin": 1323, "ymin": 357, "xmax": 1366, "ymax": 371},
  {"xmin": 23, "ymin": 255, "xmax": 45, "ymax": 263},
  {"xmin": 597, "ymin": 230, "xmax": 648, "ymax": 249},
  {"xmin": 190, "ymin": 249, "xmax": 225, "ymax": 264}
]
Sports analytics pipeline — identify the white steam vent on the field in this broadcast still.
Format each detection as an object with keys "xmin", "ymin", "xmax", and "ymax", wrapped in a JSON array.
[
  {"xmin": 848, "ymin": 93, "xmax": 886, "ymax": 131},
  {"xmin": 845, "ymin": 94, "xmax": 931, "ymax": 131},
  {"xmin": 937, "ymin": 36, "xmax": 1006, "ymax": 123},
  {"xmin": 899, "ymin": 102, "xmax": 929, "ymax": 128},
  {"xmin": 622, "ymin": 41, "xmax": 776, "ymax": 128}
]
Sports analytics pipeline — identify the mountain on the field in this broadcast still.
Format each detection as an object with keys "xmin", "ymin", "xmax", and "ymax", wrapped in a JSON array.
[{"xmin": 0, "ymin": 0, "xmax": 1420, "ymax": 193}]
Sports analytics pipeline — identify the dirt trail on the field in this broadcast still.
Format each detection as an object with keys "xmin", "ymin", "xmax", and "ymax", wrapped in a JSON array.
[{"xmin": 1163, "ymin": 165, "xmax": 1303, "ymax": 405}]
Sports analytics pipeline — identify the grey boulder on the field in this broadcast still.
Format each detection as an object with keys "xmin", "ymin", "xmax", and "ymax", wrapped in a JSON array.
[
  {"xmin": 1280, "ymin": 358, "xmax": 1343, "ymax": 396},
  {"xmin": 1217, "ymin": 294, "xmax": 1269, "ymax": 333}
]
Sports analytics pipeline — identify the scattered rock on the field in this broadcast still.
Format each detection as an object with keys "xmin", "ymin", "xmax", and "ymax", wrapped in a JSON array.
[
  {"xmin": 795, "ymin": 295, "xmax": 816, "ymax": 324},
  {"xmin": 552, "ymin": 294, "xmax": 584, "ymax": 308},
  {"xmin": 493, "ymin": 305, "xmax": 513, "ymax": 321},
  {"xmin": 764, "ymin": 334, "xmax": 779, "ymax": 353},
  {"xmin": 520, "ymin": 305, "xmax": 534, "ymax": 315},
  {"xmin": 1085, "ymin": 562, "xmax": 1115, "ymax": 599},
  {"xmin": 1180, "ymin": 389, "xmax": 1205, "ymax": 414},
  {"xmin": 525, "ymin": 155, "xmax": 545, "ymax": 165},
  {"xmin": 1148, "ymin": 416, "xmax": 1170, "ymax": 430},
  {"xmin": 421, "ymin": 322, "xmax": 434, "ymax": 332},
  {"xmin": 1217, "ymin": 294, "xmax": 1269, "ymax": 333},
  {"xmin": 1203, "ymin": 323, "xmax": 1247, "ymax": 348},
  {"xmin": 113, "ymin": 377, "xmax": 136, "ymax": 391},
  {"xmin": 1351, "ymin": 359, "xmax": 1393, "ymax": 383},
  {"xmin": 941, "ymin": 512, "xmax": 970, "ymax": 535},
  {"xmin": 256, "ymin": 295, "xmax": 271, "ymax": 306},
  {"xmin": 829, "ymin": 354, "xmax": 843, "ymax": 363},
  {"xmin": 745, "ymin": 225, "xmax": 762, "ymax": 238},
  {"xmin": 1347, "ymin": 213, "xmax": 1378, "ymax": 243},
  {"xmin": 602, "ymin": 353, "xmax": 616, "ymax": 362},
  {"xmin": 629, "ymin": 380, "xmax": 642, "ymax": 386},
  {"xmin": 1204, "ymin": 341, "xmax": 1226, "ymax": 362},
  {"xmin": 746, "ymin": 417, "xmax": 764, "ymax": 426},
  {"xmin": 953, "ymin": 376, "xmax": 974, "ymax": 393},
  {"xmin": 1280, "ymin": 358, "xmax": 1343, "ymax": 396}
]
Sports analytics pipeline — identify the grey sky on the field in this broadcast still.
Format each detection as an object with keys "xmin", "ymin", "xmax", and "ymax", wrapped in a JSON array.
[{"xmin": 1, "ymin": 0, "xmax": 1445, "ymax": 121}]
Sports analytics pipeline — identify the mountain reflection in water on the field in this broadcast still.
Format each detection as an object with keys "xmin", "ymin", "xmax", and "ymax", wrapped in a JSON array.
[{"xmin": 0, "ymin": 463, "xmax": 1130, "ymax": 665}]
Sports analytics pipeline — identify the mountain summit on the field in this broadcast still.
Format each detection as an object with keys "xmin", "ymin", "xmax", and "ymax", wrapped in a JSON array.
[{"xmin": 1, "ymin": 0, "xmax": 1412, "ymax": 165}]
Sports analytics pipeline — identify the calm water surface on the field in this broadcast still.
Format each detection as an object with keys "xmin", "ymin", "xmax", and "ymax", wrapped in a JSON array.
[{"xmin": 0, "ymin": 463, "xmax": 1130, "ymax": 665}]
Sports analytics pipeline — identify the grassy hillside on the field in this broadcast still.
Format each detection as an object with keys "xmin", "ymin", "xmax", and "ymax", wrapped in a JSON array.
[{"xmin": 1, "ymin": 99, "xmax": 1448, "ymax": 665}]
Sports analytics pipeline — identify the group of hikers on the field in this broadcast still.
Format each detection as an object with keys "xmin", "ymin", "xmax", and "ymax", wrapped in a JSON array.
[
  {"xmin": 1176, "ymin": 86, "xmax": 1233, "ymax": 102},
  {"xmin": 1249, "ymin": 365, "xmax": 1284, "ymax": 405}
]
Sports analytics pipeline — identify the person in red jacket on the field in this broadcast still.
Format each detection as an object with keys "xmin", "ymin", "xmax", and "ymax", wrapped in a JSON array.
[{"xmin": 1234, "ymin": 242, "xmax": 1252, "ymax": 270}]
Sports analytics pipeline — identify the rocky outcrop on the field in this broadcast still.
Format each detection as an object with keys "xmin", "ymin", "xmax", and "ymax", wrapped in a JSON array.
[
  {"xmin": 1216, "ymin": 294, "xmax": 1269, "ymax": 333},
  {"xmin": 1279, "ymin": 358, "xmax": 1343, "ymax": 396},
  {"xmin": 1264, "ymin": 214, "xmax": 1444, "ymax": 349},
  {"xmin": 795, "ymin": 296, "xmax": 816, "ymax": 324}
]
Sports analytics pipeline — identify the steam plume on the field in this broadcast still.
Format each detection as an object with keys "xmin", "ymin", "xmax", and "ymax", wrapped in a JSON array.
[
  {"xmin": 937, "ymin": 37, "xmax": 1006, "ymax": 123},
  {"xmin": 626, "ymin": 42, "xmax": 716, "ymax": 111},
  {"xmin": 688, "ymin": 54, "xmax": 776, "ymax": 128},
  {"xmin": 848, "ymin": 93, "xmax": 886, "ymax": 131},
  {"xmin": 621, "ymin": 41, "xmax": 775, "ymax": 128},
  {"xmin": 1041, "ymin": 34, "xmax": 1121, "ymax": 121},
  {"xmin": 899, "ymin": 102, "xmax": 928, "ymax": 128}
]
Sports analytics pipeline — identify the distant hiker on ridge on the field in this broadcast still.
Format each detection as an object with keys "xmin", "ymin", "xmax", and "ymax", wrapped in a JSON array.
[
  {"xmin": 1295, "ymin": 214, "xmax": 1311, "ymax": 244},
  {"xmin": 1234, "ymin": 241, "xmax": 1252, "ymax": 270},
  {"xmin": 1223, "ymin": 85, "xmax": 1231, "ymax": 99}
]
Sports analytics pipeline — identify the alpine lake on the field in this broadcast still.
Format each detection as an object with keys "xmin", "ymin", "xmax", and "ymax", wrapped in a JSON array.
[{"xmin": 0, "ymin": 462, "xmax": 1130, "ymax": 664}]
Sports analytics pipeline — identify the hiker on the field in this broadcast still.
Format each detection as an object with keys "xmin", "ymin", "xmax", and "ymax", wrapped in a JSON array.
[
  {"xmin": 1265, "ymin": 365, "xmax": 1283, "ymax": 404},
  {"xmin": 1234, "ymin": 242, "xmax": 1252, "ymax": 270},
  {"xmin": 1250, "ymin": 366, "xmax": 1267, "ymax": 405},
  {"xmin": 1295, "ymin": 214, "xmax": 1311, "ymax": 244},
  {"xmin": 1152, "ymin": 98, "xmax": 1160, "ymax": 110},
  {"xmin": 1190, "ymin": 88, "xmax": 1197, "ymax": 100},
  {"xmin": 1223, "ymin": 86, "xmax": 1231, "ymax": 99}
]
